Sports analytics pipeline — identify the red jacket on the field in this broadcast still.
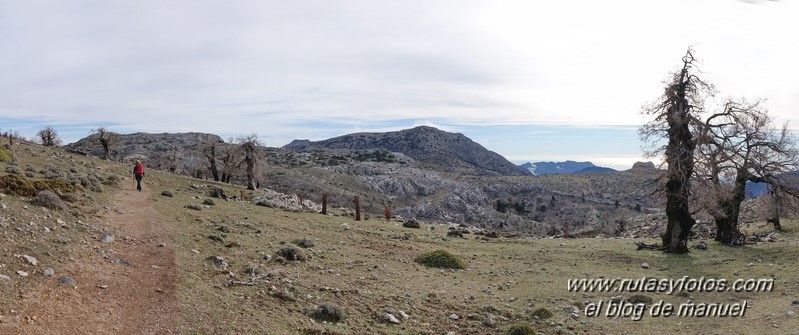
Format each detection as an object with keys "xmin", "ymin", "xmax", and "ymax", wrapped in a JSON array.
[{"xmin": 134, "ymin": 162, "xmax": 144, "ymax": 175}]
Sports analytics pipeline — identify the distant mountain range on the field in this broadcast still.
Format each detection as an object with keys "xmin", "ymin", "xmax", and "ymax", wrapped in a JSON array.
[
  {"xmin": 519, "ymin": 160, "xmax": 616, "ymax": 175},
  {"xmin": 284, "ymin": 126, "xmax": 530, "ymax": 176}
]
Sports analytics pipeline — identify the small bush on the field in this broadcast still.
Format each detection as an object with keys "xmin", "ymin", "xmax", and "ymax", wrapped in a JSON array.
[
  {"xmin": 505, "ymin": 324, "xmax": 537, "ymax": 335},
  {"xmin": 278, "ymin": 244, "xmax": 307, "ymax": 262},
  {"xmin": 0, "ymin": 174, "xmax": 37, "ymax": 196},
  {"xmin": 32, "ymin": 190, "xmax": 68, "ymax": 210},
  {"xmin": 0, "ymin": 146, "xmax": 12, "ymax": 162},
  {"xmin": 60, "ymin": 193, "xmax": 80, "ymax": 203},
  {"xmin": 32, "ymin": 179, "xmax": 80, "ymax": 194},
  {"xmin": 273, "ymin": 288, "xmax": 296, "ymax": 302},
  {"xmin": 403, "ymin": 219, "xmax": 421, "ymax": 229},
  {"xmin": 627, "ymin": 294, "xmax": 653, "ymax": 305},
  {"xmin": 161, "ymin": 190, "xmax": 174, "ymax": 197},
  {"xmin": 313, "ymin": 303, "xmax": 346, "ymax": 323},
  {"xmin": 415, "ymin": 250, "xmax": 466, "ymax": 269},
  {"xmin": 292, "ymin": 237, "xmax": 315, "ymax": 248},
  {"xmin": 529, "ymin": 307, "xmax": 553, "ymax": 319},
  {"xmin": 5, "ymin": 165, "xmax": 22, "ymax": 175},
  {"xmin": 203, "ymin": 198, "xmax": 216, "ymax": 206}
]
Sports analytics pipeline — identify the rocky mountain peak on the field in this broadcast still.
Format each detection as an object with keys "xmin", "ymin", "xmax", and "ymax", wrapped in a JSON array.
[{"xmin": 284, "ymin": 126, "xmax": 529, "ymax": 176}]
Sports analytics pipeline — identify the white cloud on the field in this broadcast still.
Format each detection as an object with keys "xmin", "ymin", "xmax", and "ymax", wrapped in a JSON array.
[{"xmin": 1, "ymin": 0, "xmax": 797, "ymax": 156}]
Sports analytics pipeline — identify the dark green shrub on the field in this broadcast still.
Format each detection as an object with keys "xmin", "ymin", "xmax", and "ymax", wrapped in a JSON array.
[
  {"xmin": 161, "ymin": 190, "xmax": 174, "ymax": 197},
  {"xmin": 292, "ymin": 237, "xmax": 315, "ymax": 248},
  {"xmin": 403, "ymin": 219, "xmax": 421, "ymax": 228},
  {"xmin": 278, "ymin": 244, "xmax": 307, "ymax": 261},
  {"xmin": 529, "ymin": 307, "xmax": 553, "ymax": 319},
  {"xmin": 313, "ymin": 303, "xmax": 346, "ymax": 323},
  {"xmin": 627, "ymin": 294, "xmax": 653, "ymax": 305},
  {"xmin": 203, "ymin": 198, "xmax": 216, "ymax": 206},
  {"xmin": 505, "ymin": 324, "xmax": 537, "ymax": 335},
  {"xmin": 415, "ymin": 250, "xmax": 466, "ymax": 269}
]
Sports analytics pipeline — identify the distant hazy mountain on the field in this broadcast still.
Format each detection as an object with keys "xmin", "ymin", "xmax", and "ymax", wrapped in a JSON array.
[
  {"xmin": 575, "ymin": 166, "xmax": 617, "ymax": 174},
  {"xmin": 519, "ymin": 161, "xmax": 599, "ymax": 175},
  {"xmin": 284, "ymin": 126, "xmax": 530, "ymax": 176}
]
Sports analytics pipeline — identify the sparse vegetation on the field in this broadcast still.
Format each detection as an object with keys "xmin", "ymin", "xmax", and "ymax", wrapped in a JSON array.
[
  {"xmin": 415, "ymin": 249, "xmax": 466, "ymax": 269},
  {"xmin": 161, "ymin": 190, "xmax": 174, "ymax": 197},
  {"xmin": 312, "ymin": 303, "xmax": 346, "ymax": 323},
  {"xmin": 505, "ymin": 323, "xmax": 537, "ymax": 335},
  {"xmin": 529, "ymin": 307, "xmax": 553, "ymax": 319},
  {"xmin": 291, "ymin": 237, "xmax": 315, "ymax": 248},
  {"xmin": 402, "ymin": 218, "xmax": 421, "ymax": 228},
  {"xmin": 31, "ymin": 190, "xmax": 68, "ymax": 210},
  {"xmin": 627, "ymin": 294, "xmax": 653, "ymax": 305},
  {"xmin": 278, "ymin": 244, "xmax": 307, "ymax": 261}
]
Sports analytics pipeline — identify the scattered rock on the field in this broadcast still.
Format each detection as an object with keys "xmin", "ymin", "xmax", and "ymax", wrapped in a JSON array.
[
  {"xmin": 100, "ymin": 233, "xmax": 114, "ymax": 243},
  {"xmin": 203, "ymin": 198, "xmax": 216, "ymax": 206},
  {"xmin": 160, "ymin": 190, "xmax": 174, "ymax": 197},
  {"xmin": 746, "ymin": 262, "xmax": 755, "ymax": 267},
  {"xmin": 56, "ymin": 218, "xmax": 65, "ymax": 224},
  {"xmin": 22, "ymin": 255, "xmax": 38, "ymax": 266},
  {"xmin": 185, "ymin": 204, "xmax": 202, "ymax": 211},
  {"xmin": 484, "ymin": 315, "xmax": 495, "ymax": 327},
  {"xmin": 17, "ymin": 271, "xmax": 29, "ymax": 277},
  {"xmin": 449, "ymin": 313, "xmax": 460, "ymax": 320},
  {"xmin": 696, "ymin": 240, "xmax": 707, "ymax": 250},
  {"xmin": 399, "ymin": 310, "xmax": 410, "ymax": 320},
  {"xmin": 0, "ymin": 274, "xmax": 10, "ymax": 281},
  {"xmin": 209, "ymin": 188, "xmax": 228, "ymax": 199},
  {"xmin": 43, "ymin": 268, "xmax": 55, "ymax": 277},
  {"xmin": 58, "ymin": 275, "xmax": 76, "ymax": 286},
  {"xmin": 381, "ymin": 313, "xmax": 401, "ymax": 324},
  {"xmin": 0, "ymin": 203, "xmax": 6, "ymax": 210},
  {"xmin": 641, "ymin": 262, "xmax": 650, "ymax": 269}
]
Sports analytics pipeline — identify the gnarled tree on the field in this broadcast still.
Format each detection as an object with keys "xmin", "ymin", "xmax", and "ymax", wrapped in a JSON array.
[
  {"xmin": 36, "ymin": 126, "xmax": 62, "ymax": 147},
  {"xmin": 235, "ymin": 134, "xmax": 263, "ymax": 190},
  {"xmin": 693, "ymin": 99, "xmax": 799, "ymax": 243},
  {"xmin": 640, "ymin": 48, "xmax": 713, "ymax": 253},
  {"xmin": 91, "ymin": 126, "xmax": 118, "ymax": 160}
]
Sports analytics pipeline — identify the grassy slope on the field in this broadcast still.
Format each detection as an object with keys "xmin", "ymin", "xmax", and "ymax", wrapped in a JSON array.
[
  {"xmin": 2, "ymin": 141, "xmax": 798, "ymax": 334},
  {"xmin": 147, "ymin": 167, "xmax": 799, "ymax": 335}
]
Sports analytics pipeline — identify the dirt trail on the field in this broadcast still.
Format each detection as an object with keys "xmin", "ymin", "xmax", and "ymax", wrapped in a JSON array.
[{"xmin": 14, "ymin": 188, "xmax": 179, "ymax": 334}]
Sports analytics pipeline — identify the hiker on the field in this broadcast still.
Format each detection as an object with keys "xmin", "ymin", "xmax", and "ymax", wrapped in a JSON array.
[{"xmin": 133, "ymin": 160, "xmax": 145, "ymax": 191}]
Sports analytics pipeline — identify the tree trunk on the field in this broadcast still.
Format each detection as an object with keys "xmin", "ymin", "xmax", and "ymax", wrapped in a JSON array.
[{"xmin": 714, "ymin": 172, "xmax": 747, "ymax": 245}]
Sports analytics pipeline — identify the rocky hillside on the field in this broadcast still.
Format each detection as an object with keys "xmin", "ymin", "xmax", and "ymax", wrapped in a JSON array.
[
  {"xmin": 61, "ymin": 129, "xmax": 673, "ymax": 235},
  {"xmin": 284, "ymin": 126, "xmax": 530, "ymax": 176},
  {"xmin": 64, "ymin": 132, "xmax": 223, "ymax": 173},
  {"xmin": 520, "ymin": 160, "xmax": 604, "ymax": 175}
]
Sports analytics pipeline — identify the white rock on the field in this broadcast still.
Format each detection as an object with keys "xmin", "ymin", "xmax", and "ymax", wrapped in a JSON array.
[
  {"xmin": 0, "ymin": 274, "xmax": 10, "ymax": 281},
  {"xmin": 44, "ymin": 268, "xmax": 55, "ymax": 277},
  {"xmin": 0, "ymin": 203, "xmax": 7, "ymax": 210},
  {"xmin": 17, "ymin": 271, "xmax": 29, "ymax": 277},
  {"xmin": 56, "ymin": 218, "xmax": 65, "ymax": 224},
  {"xmin": 449, "ymin": 313, "xmax": 459, "ymax": 320},
  {"xmin": 641, "ymin": 262, "xmax": 650, "ymax": 269},
  {"xmin": 382, "ymin": 313, "xmax": 401, "ymax": 324},
  {"xmin": 22, "ymin": 255, "xmax": 38, "ymax": 266}
]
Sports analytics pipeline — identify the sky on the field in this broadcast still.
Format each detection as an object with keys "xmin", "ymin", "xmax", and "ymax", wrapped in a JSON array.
[{"xmin": 1, "ymin": 0, "xmax": 797, "ymax": 170}]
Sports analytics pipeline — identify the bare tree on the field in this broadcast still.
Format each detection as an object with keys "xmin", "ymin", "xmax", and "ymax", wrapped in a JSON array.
[
  {"xmin": 36, "ymin": 126, "xmax": 62, "ymax": 147},
  {"xmin": 91, "ymin": 126, "xmax": 118, "ymax": 160},
  {"xmin": 640, "ymin": 48, "xmax": 714, "ymax": 253},
  {"xmin": 235, "ymin": 134, "xmax": 263, "ymax": 190}
]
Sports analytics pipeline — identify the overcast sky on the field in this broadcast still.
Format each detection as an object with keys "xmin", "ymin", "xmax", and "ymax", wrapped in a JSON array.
[{"xmin": 1, "ymin": 0, "xmax": 797, "ymax": 169}]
